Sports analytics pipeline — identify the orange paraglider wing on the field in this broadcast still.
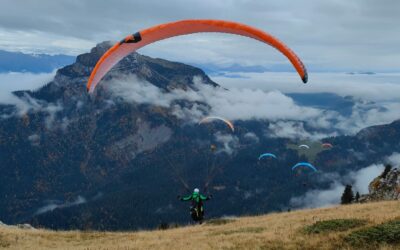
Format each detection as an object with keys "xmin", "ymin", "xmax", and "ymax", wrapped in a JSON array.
[
  {"xmin": 87, "ymin": 19, "xmax": 308, "ymax": 93},
  {"xmin": 199, "ymin": 116, "xmax": 235, "ymax": 132},
  {"xmin": 322, "ymin": 143, "xmax": 333, "ymax": 149}
]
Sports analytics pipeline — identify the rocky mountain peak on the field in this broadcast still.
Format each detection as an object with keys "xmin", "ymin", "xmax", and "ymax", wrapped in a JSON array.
[
  {"xmin": 76, "ymin": 41, "xmax": 113, "ymax": 68},
  {"xmin": 20, "ymin": 41, "xmax": 219, "ymax": 106},
  {"xmin": 54, "ymin": 41, "xmax": 217, "ymax": 91}
]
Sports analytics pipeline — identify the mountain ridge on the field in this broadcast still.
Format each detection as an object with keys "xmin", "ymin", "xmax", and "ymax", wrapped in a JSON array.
[
  {"xmin": 0, "ymin": 42, "xmax": 399, "ymax": 230},
  {"xmin": 0, "ymin": 50, "xmax": 74, "ymax": 73}
]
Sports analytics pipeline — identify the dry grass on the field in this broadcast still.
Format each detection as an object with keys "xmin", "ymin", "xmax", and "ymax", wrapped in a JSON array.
[{"xmin": 1, "ymin": 201, "xmax": 399, "ymax": 249}]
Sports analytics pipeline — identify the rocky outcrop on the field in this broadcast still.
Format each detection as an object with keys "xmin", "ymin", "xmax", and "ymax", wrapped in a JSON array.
[
  {"xmin": 0, "ymin": 221, "xmax": 35, "ymax": 230},
  {"xmin": 359, "ymin": 167, "xmax": 400, "ymax": 202},
  {"xmin": 105, "ymin": 121, "xmax": 172, "ymax": 162}
]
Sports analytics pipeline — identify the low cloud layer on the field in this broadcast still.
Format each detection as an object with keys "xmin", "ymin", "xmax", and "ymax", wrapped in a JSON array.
[
  {"xmin": 0, "ymin": 72, "xmax": 54, "ymax": 106},
  {"xmin": 335, "ymin": 101, "xmax": 400, "ymax": 134},
  {"xmin": 288, "ymin": 153, "xmax": 400, "ymax": 209},
  {"xmin": 35, "ymin": 196, "xmax": 87, "ymax": 215},
  {"xmin": 290, "ymin": 181, "xmax": 345, "ymax": 209},
  {"xmin": 0, "ymin": 72, "xmax": 66, "ymax": 130},
  {"xmin": 107, "ymin": 74, "xmax": 400, "ymax": 138},
  {"xmin": 214, "ymin": 72, "xmax": 400, "ymax": 135},
  {"xmin": 214, "ymin": 132, "xmax": 240, "ymax": 155},
  {"xmin": 267, "ymin": 121, "xmax": 338, "ymax": 140},
  {"xmin": 387, "ymin": 152, "xmax": 400, "ymax": 166},
  {"xmin": 28, "ymin": 134, "xmax": 40, "ymax": 146},
  {"xmin": 2, "ymin": 71, "xmax": 398, "ymax": 139},
  {"xmin": 213, "ymin": 72, "xmax": 400, "ymax": 102},
  {"xmin": 108, "ymin": 75, "xmax": 322, "ymax": 121},
  {"xmin": 1, "ymin": 92, "xmax": 64, "ymax": 129}
]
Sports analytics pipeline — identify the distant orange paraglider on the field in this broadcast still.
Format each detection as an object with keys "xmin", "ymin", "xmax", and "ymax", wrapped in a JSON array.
[
  {"xmin": 322, "ymin": 143, "xmax": 333, "ymax": 149},
  {"xmin": 199, "ymin": 116, "xmax": 235, "ymax": 133}
]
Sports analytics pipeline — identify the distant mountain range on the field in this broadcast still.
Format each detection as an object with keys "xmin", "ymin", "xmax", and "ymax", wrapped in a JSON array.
[
  {"xmin": 0, "ymin": 49, "xmax": 384, "ymax": 76},
  {"xmin": 0, "ymin": 42, "xmax": 399, "ymax": 231},
  {"xmin": 346, "ymin": 71, "xmax": 376, "ymax": 75},
  {"xmin": 0, "ymin": 50, "xmax": 75, "ymax": 73}
]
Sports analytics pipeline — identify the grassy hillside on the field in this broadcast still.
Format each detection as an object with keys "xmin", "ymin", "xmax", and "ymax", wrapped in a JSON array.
[{"xmin": 1, "ymin": 201, "xmax": 399, "ymax": 249}]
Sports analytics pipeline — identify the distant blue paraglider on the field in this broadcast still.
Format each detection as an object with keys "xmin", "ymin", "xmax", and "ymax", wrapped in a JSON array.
[
  {"xmin": 292, "ymin": 162, "xmax": 317, "ymax": 172},
  {"xmin": 258, "ymin": 153, "xmax": 277, "ymax": 160}
]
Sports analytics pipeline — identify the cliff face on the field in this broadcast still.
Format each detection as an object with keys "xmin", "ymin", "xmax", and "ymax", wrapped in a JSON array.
[{"xmin": 360, "ymin": 168, "xmax": 400, "ymax": 202}]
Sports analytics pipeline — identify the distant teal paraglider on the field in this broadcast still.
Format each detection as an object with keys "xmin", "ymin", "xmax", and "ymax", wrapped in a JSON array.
[
  {"xmin": 258, "ymin": 153, "xmax": 277, "ymax": 160},
  {"xmin": 292, "ymin": 162, "xmax": 317, "ymax": 172}
]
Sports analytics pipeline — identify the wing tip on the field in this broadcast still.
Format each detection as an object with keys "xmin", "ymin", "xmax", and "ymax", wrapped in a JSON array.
[
  {"xmin": 302, "ymin": 72, "xmax": 308, "ymax": 83},
  {"xmin": 86, "ymin": 84, "xmax": 93, "ymax": 94}
]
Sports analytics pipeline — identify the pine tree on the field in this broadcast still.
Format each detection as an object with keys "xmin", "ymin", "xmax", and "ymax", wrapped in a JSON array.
[
  {"xmin": 355, "ymin": 192, "xmax": 360, "ymax": 202},
  {"xmin": 380, "ymin": 164, "xmax": 392, "ymax": 179},
  {"xmin": 341, "ymin": 185, "xmax": 354, "ymax": 204}
]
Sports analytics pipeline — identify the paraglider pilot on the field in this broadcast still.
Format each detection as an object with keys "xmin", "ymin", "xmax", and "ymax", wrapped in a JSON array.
[{"xmin": 179, "ymin": 188, "xmax": 212, "ymax": 223}]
